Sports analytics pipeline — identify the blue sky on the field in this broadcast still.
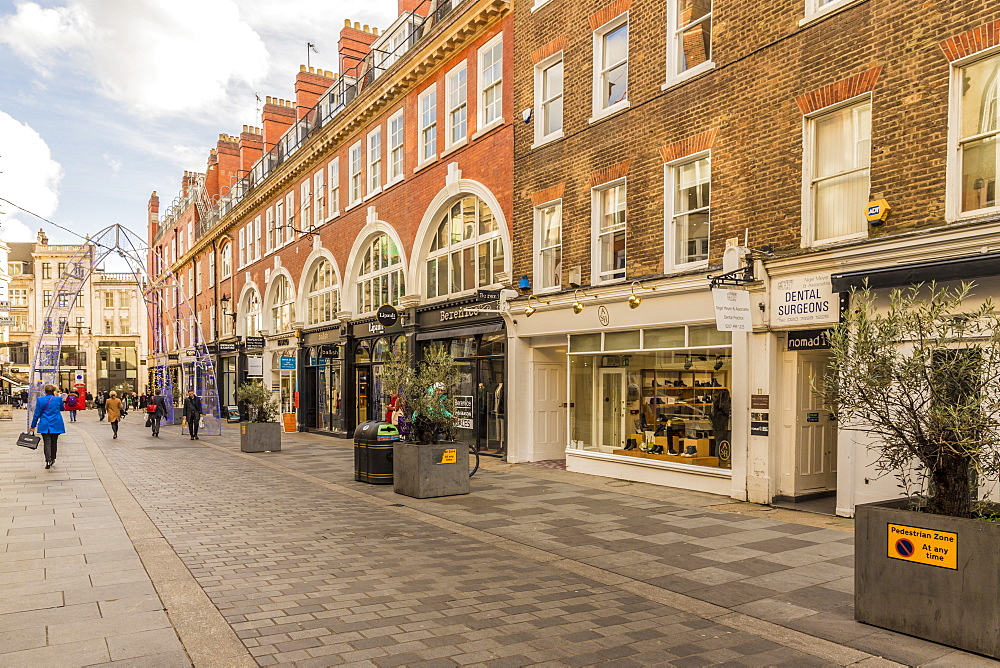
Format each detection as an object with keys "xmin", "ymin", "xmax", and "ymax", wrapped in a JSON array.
[{"xmin": 0, "ymin": 0, "xmax": 396, "ymax": 248}]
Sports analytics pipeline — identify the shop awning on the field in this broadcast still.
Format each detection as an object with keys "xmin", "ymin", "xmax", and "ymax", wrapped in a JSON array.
[
  {"xmin": 830, "ymin": 253, "xmax": 1000, "ymax": 293},
  {"xmin": 0, "ymin": 375, "xmax": 23, "ymax": 386},
  {"xmin": 415, "ymin": 322, "xmax": 503, "ymax": 341}
]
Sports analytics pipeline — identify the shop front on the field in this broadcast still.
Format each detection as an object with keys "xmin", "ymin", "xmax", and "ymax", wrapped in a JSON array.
[
  {"xmin": 506, "ymin": 281, "xmax": 738, "ymax": 496},
  {"xmin": 347, "ymin": 316, "xmax": 406, "ymax": 433},
  {"xmin": 416, "ymin": 296, "xmax": 506, "ymax": 456},
  {"xmin": 301, "ymin": 328, "xmax": 346, "ymax": 436},
  {"xmin": 268, "ymin": 337, "xmax": 298, "ymax": 420},
  {"xmin": 214, "ymin": 339, "xmax": 239, "ymax": 408}
]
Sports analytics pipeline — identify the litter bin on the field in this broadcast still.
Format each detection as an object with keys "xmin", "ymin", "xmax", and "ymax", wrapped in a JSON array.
[{"xmin": 354, "ymin": 421, "xmax": 400, "ymax": 484}]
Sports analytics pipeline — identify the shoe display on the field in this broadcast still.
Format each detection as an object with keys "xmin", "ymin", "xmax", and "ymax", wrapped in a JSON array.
[
  {"xmin": 667, "ymin": 445, "xmax": 679, "ymax": 455},
  {"xmin": 650, "ymin": 444, "xmax": 664, "ymax": 455},
  {"xmin": 624, "ymin": 438, "xmax": 638, "ymax": 451},
  {"xmin": 682, "ymin": 445, "xmax": 698, "ymax": 456}
]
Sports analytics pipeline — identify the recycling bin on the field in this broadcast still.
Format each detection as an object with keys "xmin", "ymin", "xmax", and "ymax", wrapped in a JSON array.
[{"xmin": 354, "ymin": 421, "xmax": 400, "ymax": 484}]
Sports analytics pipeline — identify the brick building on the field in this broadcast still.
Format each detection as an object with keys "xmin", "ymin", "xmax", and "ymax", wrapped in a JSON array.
[
  {"xmin": 150, "ymin": 0, "xmax": 513, "ymax": 443},
  {"xmin": 506, "ymin": 0, "xmax": 1000, "ymax": 514}
]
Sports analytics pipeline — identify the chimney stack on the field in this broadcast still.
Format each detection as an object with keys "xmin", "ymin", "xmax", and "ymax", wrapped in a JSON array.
[
  {"xmin": 339, "ymin": 19, "xmax": 380, "ymax": 75},
  {"xmin": 213, "ymin": 134, "xmax": 241, "ymax": 200},
  {"xmin": 239, "ymin": 125, "xmax": 264, "ymax": 177},
  {"xmin": 262, "ymin": 98, "xmax": 296, "ymax": 156},
  {"xmin": 295, "ymin": 66, "xmax": 339, "ymax": 120}
]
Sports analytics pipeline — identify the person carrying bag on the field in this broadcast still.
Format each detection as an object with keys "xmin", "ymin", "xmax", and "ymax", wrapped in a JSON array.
[
  {"xmin": 183, "ymin": 390, "xmax": 203, "ymax": 440},
  {"xmin": 105, "ymin": 391, "xmax": 124, "ymax": 439},
  {"xmin": 29, "ymin": 384, "xmax": 66, "ymax": 469},
  {"xmin": 147, "ymin": 391, "xmax": 167, "ymax": 437}
]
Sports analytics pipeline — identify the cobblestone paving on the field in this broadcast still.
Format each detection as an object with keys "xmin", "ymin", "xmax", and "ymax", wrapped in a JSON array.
[{"xmin": 76, "ymin": 420, "xmax": 994, "ymax": 667}]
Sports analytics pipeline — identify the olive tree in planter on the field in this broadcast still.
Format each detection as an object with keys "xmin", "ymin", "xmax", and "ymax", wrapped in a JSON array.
[
  {"xmin": 822, "ymin": 282, "xmax": 1000, "ymax": 657},
  {"xmin": 236, "ymin": 381, "xmax": 281, "ymax": 453},
  {"xmin": 386, "ymin": 342, "xmax": 468, "ymax": 498}
]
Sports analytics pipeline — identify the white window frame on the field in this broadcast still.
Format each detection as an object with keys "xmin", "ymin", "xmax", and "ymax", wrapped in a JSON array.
[
  {"xmin": 356, "ymin": 235, "xmax": 405, "ymax": 314},
  {"xmin": 253, "ymin": 216, "xmax": 261, "ymax": 259},
  {"xmin": 664, "ymin": 152, "xmax": 711, "ymax": 271},
  {"xmin": 424, "ymin": 196, "xmax": 505, "ymax": 301},
  {"xmin": 388, "ymin": 110, "xmax": 405, "ymax": 185},
  {"xmin": 946, "ymin": 47, "xmax": 1000, "ymax": 222},
  {"xmin": 238, "ymin": 227, "xmax": 247, "ymax": 267},
  {"xmin": 220, "ymin": 243, "xmax": 232, "ymax": 278},
  {"xmin": 349, "ymin": 141, "xmax": 363, "ymax": 205},
  {"xmin": 367, "ymin": 127, "xmax": 382, "ymax": 197},
  {"xmin": 445, "ymin": 62, "xmax": 468, "ymax": 150},
  {"xmin": 275, "ymin": 199, "xmax": 285, "ymax": 247},
  {"xmin": 418, "ymin": 87, "xmax": 438, "ymax": 166},
  {"xmin": 314, "ymin": 169, "xmax": 326, "ymax": 223},
  {"xmin": 801, "ymin": 95, "xmax": 872, "ymax": 247},
  {"xmin": 801, "ymin": 0, "xmax": 864, "ymax": 25},
  {"xmin": 591, "ymin": 13, "xmax": 630, "ymax": 123},
  {"xmin": 533, "ymin": 51, "xmax": 564, "ymax": 147},
  {"xmin": 284, "ymin": 192, "xmax": 295, "ymax": 245},
  {"xmin": 300, "ymin": 179, "xmax": 312, "ymax": 231},
  {"xmin": 591, "ymin": 178, "xmax": 628, "ymax": 284},
  {"xmin": 266, "ymin": 207, "xmax": 275, "ymax": 253},
  {"xmin": 477, "ymin": 34, "xmax": 504, "ymax": 132},
  {"xmin": 664, "ymin": 0, "xmax": 714, "ymax": 88},
  {"xmin": 329, "ymin": 159, "xmax": 341, "ymax": 217},
  {"xmin": 306, "ymin": 258, "xmax": 340, "ymax": 325},
  {"xmin": 533, "ymin": 199, "xmax": 562, "ymax": 294}
]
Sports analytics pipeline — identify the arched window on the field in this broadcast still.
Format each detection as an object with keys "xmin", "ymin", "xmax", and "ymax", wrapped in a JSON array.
[
  {"xmin": 356, "ymin": 234, "xmax": 404, "ymax": 313},
  {"xmin": 426, "ymin": 195, "xmax": 504, "ymax": 299},
  {"xmin": 241, "ymin": 289, "xmax": 261, "ymax": 335},
  {"xmin": 269, "ymin": 275, "xmax": 296, "ymax": 333},
  {"xmin": 220, "ymin": 243, "xmax": 232, "ymax": 278},
  {"xmin": 306, "ymin": 258, "xmax": 339, "ymax": 325}
]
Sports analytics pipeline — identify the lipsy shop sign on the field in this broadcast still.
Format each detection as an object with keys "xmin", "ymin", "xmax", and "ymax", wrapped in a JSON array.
[{"xmin": 771, "ymin": 274, "xmax": 837, "ymax": 327}]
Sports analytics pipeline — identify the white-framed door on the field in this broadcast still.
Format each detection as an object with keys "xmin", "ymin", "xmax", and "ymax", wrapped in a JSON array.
[
  {"xmin": 596, "ymin": 368, "xmax": 626, "ymax": 451},
  {"xmin": 533, "ymin": 362, "xmax": 566, "ymax": 459},
  {"xmin": 793, "ymin": 352, "xmax": 837, "ymax": 494}
]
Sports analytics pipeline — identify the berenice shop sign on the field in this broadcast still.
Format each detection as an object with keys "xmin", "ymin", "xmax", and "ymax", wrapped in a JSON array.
[{"xmin": 771, "ymin": 274, "xmax": 838, "ymax": 327}]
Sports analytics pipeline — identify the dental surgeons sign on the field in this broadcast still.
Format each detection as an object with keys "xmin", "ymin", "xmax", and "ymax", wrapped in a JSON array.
[
  {"xmin": 712, "ymin": 289, "xmax": 753, "ymax": 332},
  {"xmin": 771, "ymin": 273, "xmax": 837, "ymax": 327}
]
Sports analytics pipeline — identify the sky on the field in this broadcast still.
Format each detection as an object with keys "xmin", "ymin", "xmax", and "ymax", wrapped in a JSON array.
[{"xmin": 0, "ymin": 0, "xmax": 397, "ymax": 249}]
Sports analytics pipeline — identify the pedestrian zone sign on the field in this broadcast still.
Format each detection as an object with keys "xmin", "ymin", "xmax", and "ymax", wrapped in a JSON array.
[{"xmin": 887, "ymin": 523, "xmax": 957, "ymax": 569}]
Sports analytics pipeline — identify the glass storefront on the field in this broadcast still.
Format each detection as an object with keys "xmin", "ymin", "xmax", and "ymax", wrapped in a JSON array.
[
  {"xmin": 354, "ymin": 335, "xmax": 405, "ymax": 426},
  {"xmin": 97, "ymin": 342, "xmax": 138, "ymax": 395},
  {"xmin": 419, "ymin": 331, "xmax": 505, "ymax": 455},
  {"xmin": 306, "ymin": 345, "xmax": 344, "ymax": 433},
  {"xmin": 272, "ymin": 349, "xmax": 297, "ymax": 415},
  {"xmin": 569, "ymin": 325, "xmax": 732, "ymax": 469},
  {"xmin": 220, "ymin": 357, "xmax": 237, "ymax": 406}
]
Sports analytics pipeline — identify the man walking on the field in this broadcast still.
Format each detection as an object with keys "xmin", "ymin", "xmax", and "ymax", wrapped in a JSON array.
[
  {"xmin": 183, "ymin": 389, "xmax": 203, "ymax": 440},
  {"xmin": 148, "ymin": 390, "xmax": 168, "ymax": 437},
  {"xmin": 95, "ymin": 391, "xmax": 107, "ymax": 421}
]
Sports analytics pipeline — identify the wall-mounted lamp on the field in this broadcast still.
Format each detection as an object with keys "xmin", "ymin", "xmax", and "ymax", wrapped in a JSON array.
[
  {"xmin": 572, "ymin": 288, "xmax": 592, "ymax": 314},
  {"xmin": 220, "ymin": 294, "xmax": 237, "ymax": 324},
  {"xmin": 524, "ymin": 294, "xmax": 548, "ymax": 317},
  {"xmin": 628, "ymin": 281, "xmax": 655, "ymax": 309}
]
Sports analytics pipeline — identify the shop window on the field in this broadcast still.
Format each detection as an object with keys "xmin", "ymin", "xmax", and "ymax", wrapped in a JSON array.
[
  {"xmin": 426, "ymin": 196, "xmax": 504, "ymax": 300},
  {"xmin": 306, "ymin": 258, "xmax": 340, "ymax": 325},
  {"xmin": 644, "ymin": 327, "xmax": 686, "ymax": 349},
  {"xmin": 688, "ymin": 324, "xmax": 731, "ymax": 347},
  {"xmin": 268, "ymin": 275, "xmax": 296, "ymax": 334},
  {"xmin": 805, "ymin": 99, "xmax": 871, "ymax": 244},
  {"xmin": 605, "ymin": 330, "xmax": 640, "ymax": 351},
  {"xmin": 356, "ymin": 234, "xmax": 405, "ymax": 314},
  {"xmin": 355, "ymin": 341, "xmax": 371, "ymax": 363},
  {"xmin": 479, "ymin": 333, "xmax": 505, "ymax": 357},
  {"xmin": 449, "ymin": 336, "xmax": 476, "ymax": 359},
  {"xmin": 569, "ymin": 333, "xmax": 601, "ymax": 352},
  {"xmin": 954, "ymin": 53, "xmax": 999, "ymax": 216}
]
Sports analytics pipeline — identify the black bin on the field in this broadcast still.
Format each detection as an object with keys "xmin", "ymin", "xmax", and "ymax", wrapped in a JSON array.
[{"xmin": 354, "ymin": 421, "xmax": 400, "ymax": 484}]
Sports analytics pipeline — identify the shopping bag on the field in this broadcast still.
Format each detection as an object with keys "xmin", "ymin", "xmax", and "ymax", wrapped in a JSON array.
[
  {"xmin": 144, "ymin": 416, "xmax": 153, "ymax": 428},
  {"xmin": 17, "ymin": 432, "xmax": 40, "ymax": 450}
]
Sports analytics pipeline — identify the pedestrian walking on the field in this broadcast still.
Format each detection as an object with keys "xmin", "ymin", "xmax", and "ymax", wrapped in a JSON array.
[
  {"xmin": 147, "ymin": 390, "xmax": 168, "ymax": 437},
  {"xmin": 65, "ymin": 390, "xmax": 81, "ymax": 422},
  {"xmin": 29, "ymin": 384, "xmax": 65, "ymax": 469},
  {"xmin": 95, "ymin": 391, "xmax": 107, "ymax": 421},
  {"xmin": 105, "ymin": 391, "xmax": 124, "ymax": 439},
  {"xmin": 85, "ymin": 391, "xmax": 93, "ymax": 409},
  {"xmin": 183, "ymin": 389, "xmax": 203, "ymax": 440},
  {"xmin": 19, "ymin": 389, "xmax": 28, "ymax": 409}
]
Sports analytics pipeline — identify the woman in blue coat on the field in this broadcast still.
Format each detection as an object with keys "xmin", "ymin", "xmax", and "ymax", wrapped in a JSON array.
[{"xmin": 29, "ymin": 384, "xmax": 66, "ymax": 469}]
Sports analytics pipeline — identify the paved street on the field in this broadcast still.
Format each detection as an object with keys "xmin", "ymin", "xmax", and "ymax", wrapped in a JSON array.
[{"xmin": 1, "ymin": 411, "xmax": 996, "ymax": 667}]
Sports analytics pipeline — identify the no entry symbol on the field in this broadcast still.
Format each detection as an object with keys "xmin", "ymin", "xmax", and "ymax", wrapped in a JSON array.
[{"xmin": 895, "ymin": 538, "xmax": 915, "ymax": 558}]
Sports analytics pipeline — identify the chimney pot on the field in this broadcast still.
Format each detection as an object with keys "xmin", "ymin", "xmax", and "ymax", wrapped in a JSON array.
[
  {"xmin": 373, "ymin": 27, "xmax": 379, "ymax": 35},
  {"xmin": 363, "ymin": 24, "xmax": 369, "ymax": 32},
  {"xmin": 354, "ymin": 21, "xmax": 360, "ymax": 29},
  {"xmin": 300, "ymin": 64, "xmax": 306, "ymax": 72},
  {"xmin": 344, "ymin": 18, "xmax": 351, "ymax": 26}
]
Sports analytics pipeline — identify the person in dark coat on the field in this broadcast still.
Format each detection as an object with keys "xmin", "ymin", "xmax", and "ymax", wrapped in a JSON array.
[
  {"xmin": 148, "ymin": 390, "xmax": 168, "ymax": 437},
  {"xmin": 95, "ymin": 391, "xmax": 107, "ymax": 421},
  {"xmin": 105, "ymin": 391, "xmax": 124, "ymax": 439},
  {"xmin": 30, "ymin": 384, "xmax": 66, "ymax": 469},
  {"xmin": 183, "ymin": 390, "xmax": 203, "ymax": 440}
]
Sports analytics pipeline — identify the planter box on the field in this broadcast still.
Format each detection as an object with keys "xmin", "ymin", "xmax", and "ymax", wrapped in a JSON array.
[
  {"xmin": 393, "ymin": 441, "xmax": 469, "ymax": 499},
  {"xmin": 856, "ymin": 499, "xmax": 1000, "ymax": 658},
  {"xmin": 240, "ymin": 422, "xmax": 282, "ymax": 453}
]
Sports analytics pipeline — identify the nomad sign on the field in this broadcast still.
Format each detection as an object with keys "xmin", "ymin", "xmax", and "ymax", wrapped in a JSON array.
[{"xmin": 887, "ymin": 524, "xmax": 957, "ymax": 569}]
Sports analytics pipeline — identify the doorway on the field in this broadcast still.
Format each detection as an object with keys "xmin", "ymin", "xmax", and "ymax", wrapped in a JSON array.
[
  {"xmin": 533, "ymin": 362, "xmax": 565, "ymax": 459},
  {"xmin": 779, "ymin": 351, "xmax": 838, "ymax": 505},
  {"xmin": 597, "ymin": 368, "xmax": 626, "ymax": 451}
]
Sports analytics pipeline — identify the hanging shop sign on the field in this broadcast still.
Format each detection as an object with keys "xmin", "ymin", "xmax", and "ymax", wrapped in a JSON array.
[
  {"xmin": 712, "ymin": 289, "xmax": 753, "ymax": 332},
  {"xmin": 218, "ymin": 341, "xmax": 238, "ymax": 353},
  {"xmin": 246, "ymin": 356, "xmax": 264, "ymax": 377},
  {"xmin": 787, "ymin": 329, "xmax": 832, "ymax": 351},
  {"xmin": 244, "ymin": 336, "xmax": 265, "ymax": 349},
  {"xmin": 771, "ymin": 274, "xmax": 837, "ymax": 327},
  {"xmin": 376, "ymin": 304, "xmax": 400, "ymax": 328}
]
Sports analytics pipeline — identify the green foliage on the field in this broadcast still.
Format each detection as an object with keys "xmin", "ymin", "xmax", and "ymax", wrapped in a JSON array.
[
  {"xmin": 236, "ymin": 381, "xmax": 280, "ymax": 423},
  {"xmin": 379, "ymin": 342, "xmax": 461, "ymax": 444},
  {"xmin": 821, "ymin": 281, "xmax": 1000, "ymax": 518}
]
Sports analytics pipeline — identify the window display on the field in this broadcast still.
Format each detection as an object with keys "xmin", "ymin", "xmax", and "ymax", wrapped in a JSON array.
[{"xmin": 569, "ymin": 326, "xmax": 731, "ymax": 469}]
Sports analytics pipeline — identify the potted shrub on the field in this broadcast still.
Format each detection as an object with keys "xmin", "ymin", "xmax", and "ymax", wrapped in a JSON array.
[
  {"xmin": 822, "ymin": 281, "xmax": 1000, "ymax": 658},
  {"xmin": 236, "ymin": 381, "xmax": 281, "ymax": 453},
  {"xmin": 386, "ymin": 342, "xmax": 469, "ymax": 498}
]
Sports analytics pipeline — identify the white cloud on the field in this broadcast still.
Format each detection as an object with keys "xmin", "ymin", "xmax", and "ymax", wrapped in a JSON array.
[
  {"xmin": 0, "ymin": 0, "xmax": 270, "ymax": 118},
  {"xmin": 102, "ymin": 153, "xmax": 122, "ymax": 175},
  {"xmin": 0, "ymin": 111, "xmax": 62, "ymax": 242}
]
